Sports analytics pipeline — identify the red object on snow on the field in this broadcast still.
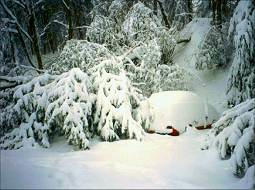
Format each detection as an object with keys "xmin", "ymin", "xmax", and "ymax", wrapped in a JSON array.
[{"xmin": 169, "ymin": 128, "xmax": 179, "ymax": 136}]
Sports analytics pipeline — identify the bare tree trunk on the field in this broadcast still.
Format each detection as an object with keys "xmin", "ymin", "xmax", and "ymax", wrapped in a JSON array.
[
  {"xmin": 28, "ymin": 1, "xmax": 43, "ymax": 70},
  {"xmin": 63, "ymin": 0, "xmax": 74, "ymax": 40},
  {"xmin": 187, "ymin": 0, "xmax": 193, "ymax": 22},
  {"xmin": 16, "ymin": 26, "xmax": 36, "ymax": 68},
  {"xmin": 153, "ymin": 0, "xmax": 158, "ymax": 15},
  {"xmin": 156, "ymin": 0, "xmax": 170, "ymax": 28}
]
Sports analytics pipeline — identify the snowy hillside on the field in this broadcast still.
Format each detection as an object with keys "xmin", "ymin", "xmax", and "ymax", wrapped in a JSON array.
[{"xmin": 173, "ymin": 18, "xmax": 230, "ymax": 113}]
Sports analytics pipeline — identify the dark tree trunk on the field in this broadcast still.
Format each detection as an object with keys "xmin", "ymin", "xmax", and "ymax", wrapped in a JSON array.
[
  {"xmin": 28, "ymin": 1, "xmax": 43, "ymax": 70},
  {"xmin": 156, "ymin": 0, "xmax": 170, "ymax": 28},
  {"xmin": 153, "ymin": 0, "xmax": 158, "ymax": 15},
  {"xmin": 64, "ymin": 0, "xmax": 74, "ymax": 40},
  {"xmin": 187, "ymin": 0, "xmax": 193, "ymax": 22},
  {"xmin": 16, "ymin": 26, "xmax": 35, "ymax": 68}
]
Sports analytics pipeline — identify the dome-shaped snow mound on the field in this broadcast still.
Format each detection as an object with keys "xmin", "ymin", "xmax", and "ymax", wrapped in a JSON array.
[{"xmin": 144, "ymin": 91, "xmax": 219, "ymax": 133}]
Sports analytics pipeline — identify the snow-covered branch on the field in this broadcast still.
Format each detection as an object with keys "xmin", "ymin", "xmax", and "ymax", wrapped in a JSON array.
[{"xmin": 0, "ymin": 0, "xmax": 33, "ymax": 42}]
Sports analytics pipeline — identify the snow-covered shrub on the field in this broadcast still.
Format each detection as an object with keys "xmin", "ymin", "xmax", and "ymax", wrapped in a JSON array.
[
  {"xmin": 173, "ymin": 0, "xmax": 192, "ymax": 31},
  {"xmin": 124, "ymin": 40, "xmax": 161, "ymax": 97},
  {"xmin": 91, "ymin": 56, "xmax": 145, "ymax": 141},
  {"xmin": 122, "ymin": 2, "xmax": 176, "ymax": 64},
  {"xmin": 108, "ymin": 0, "xmax": 132, "ymax": 24},
  {"xmin": 158, "ymin": 30, "xmax": 176, "ymax": 65},
  {"xmin": 0, "ymin": 73, "xmax": 55, "ymax": 149},
  {"xmin": 195, "ymin": 26, "xmax": 227, "ymax": 70},
  {"xmin": 203, "ymin": 99, "xmax": 255, "ymax": 177},
  {"xmin": 153, "ymin": 65, "xmax": 190, "ymax": 93},
  {"xmin": 45, "ymin": 68, "xmax": 95, "ymax": 149},
  {"xmin": 124, "ymin": 40, "xmax": 187, "ymax": 96},
  {"xmin": 135, "ymin": 99, "xmax": 154, "ymax": 131},
  {"xmin": 122, "ymin": 2, "xmax": 162, "ymax": 44},
  {"xmin": 50, "ymin": 40, "xmax": 112, "ymax": 73},
  {"xmin": 227, "ymin": 0, "xmax": 255, "ymax": 105},
  {"xmin": 86, "ymin": 15, "xmax": 124, "ymax": 51},
  {"xmin": 0, "ymin": 68, "xmax": 94, "ymax": 150},
  {"xmin": 0, "ymin": 90, "xmax": 18, "ymax": 137}
]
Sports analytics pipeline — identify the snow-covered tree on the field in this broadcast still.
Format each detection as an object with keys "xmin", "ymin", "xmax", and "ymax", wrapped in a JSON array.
[
  {"xmin": 122, "ymin": 2, "xmax": 162, "ymax": 44},
  {"xmin": 50, "ymin": 40, "xmax": 112, "ymax": 73},
  {"xmin": 202, "ymin": 99, "xmax": 255, "ymax": 177},
  {"xmin": 173, "ymin": 0, "xmax": 193, "ymax": 31},
  {"xmin": 153, "ymin": 64, "xmax": 189, "ymax": 93},
  {"xmin": 0, "ymin": 73, "xmax": 55, "ymax": 149},
  {"xmin": 123, "ymin": 40, "xmax": 187, "ymax": 97},
  {"xmin": 45, "ymin": 68, "xmax": 95, "ymax": 149},
  {"xmin": 195, "ymin": 26, "xmax": 227, "ymax": 70},
  {"xmin": 86, "ymin": 15, "xmax": 123, "ymax": 51},
  {"xmin": 227, "ymin": 0, "xmax": 255, "ymax": 105},
  {"xmin": 91, "ymin": 56, "xmax": 145, "ymax": 141},
  {"xmin": 0, "ymin": 68, "xmax": 94, "ymax": 150},
  {"xmin": 108, "ymin": 0, "xmax": 133, "ymax": 25}
]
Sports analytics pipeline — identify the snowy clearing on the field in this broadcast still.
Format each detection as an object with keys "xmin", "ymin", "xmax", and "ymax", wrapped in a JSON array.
[{"xmin": 0, "ymin": 128, "xmax": 252, "ymax": 189}]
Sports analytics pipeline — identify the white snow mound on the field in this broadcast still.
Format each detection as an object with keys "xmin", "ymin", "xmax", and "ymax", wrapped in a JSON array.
[{"xmin": 143, "ymin": 91, "xmax": 219, "ymax": 133}]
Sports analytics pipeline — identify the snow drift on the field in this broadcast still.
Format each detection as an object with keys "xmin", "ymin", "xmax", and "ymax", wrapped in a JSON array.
[{"xmin": 141, "ymin": 91, "xmax": 219, "ymax": 133}]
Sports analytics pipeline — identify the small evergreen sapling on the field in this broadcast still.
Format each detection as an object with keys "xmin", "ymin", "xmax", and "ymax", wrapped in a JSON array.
[{"xmin": 91, "ymin": 56, "xmax": 145, "ymax": 141}]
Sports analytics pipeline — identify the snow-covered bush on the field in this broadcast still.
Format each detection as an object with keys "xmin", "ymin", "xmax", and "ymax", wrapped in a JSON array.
[
  {"xmin": 203, "ymin": 99, "xmax": 255, "ymax": 177},
  {"xmin": 158, "ymin": 29, "xmax": 176, "ymax": 65},
  {"xmin": 153, "ymin": 65, "xmax": 190, "ymax": 93},
  {"xmin": 124, "ymin": 40, "xmax": 188, "ymax": 96},
  {"xmin": 122, "ymin": 2, "xmax": 176, "ymax": 64},
  {"xmin": 45, "ymin": 69, "xmax": 95, "ymax": 149},
  {"xmin": 122, "ymin": 2, "xmax": 162, "ymax": 44},
  {"xmin": 91, "ymin": 56, "xmax": 145, "ymax": 141},
  {"xmin": 195, "ymin": 26, "xmax": 227, "ymax": 70},
  {"xmin": 227, "ymin": 0, "xmax": 255, "ymax": 105},
  {"xmin": 124, "ymin": 40, "xmax": 161, "ymax": 97},
  {"xmin": 0, "ymin": 68, "xmax": 94, "ymax": 149},
  {"xmin": 50, "ymin": 40, "xmax": 112, "ymax": 73},
  {"xmin": 86, "ymin": 15, "xmax": 124, "ymax": 51},
  {"xmin": 173, "ymin": 0, "xmax": 192, "ymax": 31},
  {"xmin": 108, "ymin": 0, "xmax": 133, "ymax": 24},
  {"xmin": 0, "ymin": 73, "xmax": 55, "ymax": 149}
]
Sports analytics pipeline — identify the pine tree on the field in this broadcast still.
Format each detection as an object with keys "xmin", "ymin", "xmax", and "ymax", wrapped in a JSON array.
[
  {"xmin": 195, "ymin": 26, "xmax": 227, "ymax": 70},
  {"xmin": 202, "ymin": 99, "xmax": 255, "ymax": 177},
  {"xmin": 227, "ymin": 0, "xmax": 255, "ymax": 105},
  {"xmin": 0, "ymin": 68, "xmax": 94, "ymax": 149},
  {"xmin": 91, "ymin": 56, "xmax": 145, "ymax": 141}
]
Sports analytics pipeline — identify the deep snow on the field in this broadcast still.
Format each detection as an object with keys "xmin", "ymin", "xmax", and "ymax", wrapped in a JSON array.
[
  {"xmin": 147, "ymin": 91, "xmax": 219, "ymax": 133},
  {"xmin": 1, "ymin": 18, "xmax": 253, "ymax": 189},
  {"xmin": 1, "ymin": 128, "xmax": 252, "ymax": 189}
]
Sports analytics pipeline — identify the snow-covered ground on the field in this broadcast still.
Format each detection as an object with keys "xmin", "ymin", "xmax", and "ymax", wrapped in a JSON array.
[
  {"xmin": 173, "ymin": 18, "xmax": 230, "ymax": 113},
  {"xmin": 1, "ymin": 18, "xmax": 253, "ymax": 189},
  {"xmin": 1, "ymin": 128, "xmax": 252, "ymax": 189}
]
